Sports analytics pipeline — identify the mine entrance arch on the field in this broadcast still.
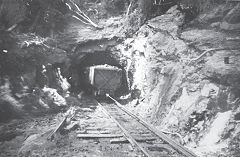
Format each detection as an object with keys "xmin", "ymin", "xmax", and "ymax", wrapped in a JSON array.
[{"xmin": 69, "ymin": 52, "xmax": 128, "ymax": 96}]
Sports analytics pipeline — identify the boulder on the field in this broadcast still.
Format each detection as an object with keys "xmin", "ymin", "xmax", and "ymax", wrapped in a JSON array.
[{"xmin": 42, "ymin": 87, "xmax": 67, "ymax": 107}]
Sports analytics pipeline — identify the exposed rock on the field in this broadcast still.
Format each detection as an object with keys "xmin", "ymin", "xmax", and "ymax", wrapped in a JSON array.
[
  {"xmin": 74, "ymin": 38, "xmax": 120, "ymax": 54},
  {"xmin": 196, "ymin": 111, "xmax": 232, "ymax": 156},
  {"xmin": 56, "ymin": 16, "xmax": 125, "ymax": 50},
  {"xmin": 117, "ymin": 6, "xmax": 187, "ymax": 122},
  {"xmin": 0, "ymin": 0, "xmax": 27, "ymax": 28},
  {"xmin": 147, "ymin": 5, "xmax": 184, "ymax": 38},
  {"xmin": 117, "ymin": 4, "xmax": 240, "ymax": 156},
  {"xmin": 181, "ymin": 29, "xmax": 226, "ymax": 49},
  {"xmin": 220, "ymin": 4, "xmax": 240, "ymax": 30},
  {"xmin": 210, "ymin": 22, "xmax": 221, "ymax": 28},
  {"xmin": 204, "ymin": 50, "xmax": 240, "ymax": 87},
  {"xmin": 193, "ymin": 2, "xmax": 240, "ymax": 30},
  {"xmin": 0, "ymin": 77, "xmax": 25, "ymax": 122},
  {"xmin": 42, "ymin": 87, "xmax": 67, "ymax": 107},
  {"xmin": 196, "ymin": 3, "xmax": 234, "ymax": 24},
  {"xmin": 201, "ymin": 83, "xmax": 219, "ymax": 97}
]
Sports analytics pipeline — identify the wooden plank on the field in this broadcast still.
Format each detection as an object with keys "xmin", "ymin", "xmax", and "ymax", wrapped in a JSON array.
[
  {"xmin": 106, "ymin": 94, "xmax": 199, "ymax": 157},
  {"xmin": 47, "ymin": 116, "xmax": 67, "ymax": 140},
  {"xmin": 77, "ymin": 134, "xmax": 123, "ymax": 138},
  {"xmin": 97, "ymin": 102, "xmax": 152, "ymax": 157},
  {"xmin": 47, "ymin": 108, "xmax": 76, "ymax": 140},
  {"xmin": 110, "ymin": 137, "xmax": 156, "ymax": 144},
  {"xmin": 76, "ymin": 130, "xmax": 112, "ymax": 134}
]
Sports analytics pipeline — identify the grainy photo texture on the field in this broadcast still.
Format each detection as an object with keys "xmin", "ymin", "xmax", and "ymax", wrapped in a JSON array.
[{"xmin": 0, "ymin": 0, "xmax": 240, "ymax": 156}]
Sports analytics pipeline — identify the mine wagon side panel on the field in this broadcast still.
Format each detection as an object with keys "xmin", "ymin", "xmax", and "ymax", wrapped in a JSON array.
[{"xmin": 89, "ymin": 66, "xmax": 122, "ymax": 95}]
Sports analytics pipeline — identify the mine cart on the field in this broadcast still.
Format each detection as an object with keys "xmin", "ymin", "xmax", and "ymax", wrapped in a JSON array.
[{"xmin": 86, "ymin": 65, "xmax": 122, "ymax": 96}]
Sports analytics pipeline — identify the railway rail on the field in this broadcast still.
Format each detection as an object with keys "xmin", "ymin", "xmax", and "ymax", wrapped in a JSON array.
[{"xmin": 96, "ymin": 94, "xmax": 198, "ymax": 157}]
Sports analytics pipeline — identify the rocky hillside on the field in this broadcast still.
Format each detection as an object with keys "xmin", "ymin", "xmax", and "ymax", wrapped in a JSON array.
[{"xmin": 117, "ymin": 2, "xmax": 240, "ymax": 156}]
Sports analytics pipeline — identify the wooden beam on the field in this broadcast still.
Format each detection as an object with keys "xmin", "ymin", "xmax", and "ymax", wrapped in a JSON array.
[
  {"xmin": 76, "ymin": 130, "xmax": 111, "ymax": 134},
  {"xmin": 77, "ymin": 133, "xmax": 123, "ymax": 138},
  {"xmin": 47, "ymin": 116, "xmax": 67, "ymax": 140},
  {"xmin": 110, "ymin": 137, "xmax": 156, "ymax": 144}
]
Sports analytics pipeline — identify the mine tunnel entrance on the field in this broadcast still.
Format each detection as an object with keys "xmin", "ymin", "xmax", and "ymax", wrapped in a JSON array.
[{"xmin": 69, "ymin": 52, "xmax": 129, "ymax": 97}]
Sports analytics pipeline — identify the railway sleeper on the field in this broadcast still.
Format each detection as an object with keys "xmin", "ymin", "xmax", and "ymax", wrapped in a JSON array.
[{"xmin": 110, "ymin": 137, "xmax": 157, "ymax": 144}]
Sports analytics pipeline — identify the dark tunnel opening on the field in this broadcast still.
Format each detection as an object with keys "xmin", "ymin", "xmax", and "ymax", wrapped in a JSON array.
[{"xmin": 69, "ymin": 52, "xmax": 129, "ymax": 97}]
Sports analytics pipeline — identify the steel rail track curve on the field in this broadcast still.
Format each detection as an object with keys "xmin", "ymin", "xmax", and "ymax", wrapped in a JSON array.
[
  {"xmin": 97, "ymin": 101, "xmax": 152, "ymax": 157},
  {"xmin": 95, "ymin": 94, "xmax": 199, "ymax": 157}
]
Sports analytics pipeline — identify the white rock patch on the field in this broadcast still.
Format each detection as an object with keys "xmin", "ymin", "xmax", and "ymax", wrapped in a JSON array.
[{"xmin": 195, "ymin": 111, "xmax": 232, "ymax": 156}]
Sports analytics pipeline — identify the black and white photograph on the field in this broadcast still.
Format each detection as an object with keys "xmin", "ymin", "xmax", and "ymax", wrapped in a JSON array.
[{"xmin": 0, "ymin": 0, "xmax": 240, "ymax": 156}]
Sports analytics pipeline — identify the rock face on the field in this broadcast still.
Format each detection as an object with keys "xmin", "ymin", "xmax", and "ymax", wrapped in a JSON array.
[
  {"xmin": 196, "ymin": 3, "xmax": 234, "ymax": 24},
  {"xmin": 194, "ymin": 2, "xmax": 240, "ymax": 30},
  {"xmin": 118, "ymin": 5, "xmax": 240, "ymax": 156},
  {"xmin": 0, "ymin": 0, "xmax": 27, "ymax": 28},
  {"xmin": 0, "ymin": 77, "xmax": 25, "ymax": 122},
  {"xmin": 220, "ymin": 3, "xmax": 240, "ymax": 30},
  {"xmin": 117, "ymin": 5, "xmax": 187, "ymax": 119},
  {"xmin": 204, "ymin": 50, "xmax": 240, "ymax": 86}
]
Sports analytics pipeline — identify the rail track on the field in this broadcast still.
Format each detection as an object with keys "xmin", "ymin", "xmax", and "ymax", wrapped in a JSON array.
[{"xmin": 96, "ymin": 94, "xmax": 198, "ymax": 157}]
